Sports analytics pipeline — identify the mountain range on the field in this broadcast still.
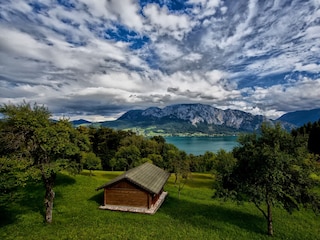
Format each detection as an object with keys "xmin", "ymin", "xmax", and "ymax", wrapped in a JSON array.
[{"xmin": 70, "ymin": 104, "xmax": 320, "ymax": 136}]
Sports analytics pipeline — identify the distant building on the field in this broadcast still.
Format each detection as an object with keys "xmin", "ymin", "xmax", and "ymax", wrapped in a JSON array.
[{"xmin": 96, "ymin": 162, "xmax": 170, "ymax": 214}]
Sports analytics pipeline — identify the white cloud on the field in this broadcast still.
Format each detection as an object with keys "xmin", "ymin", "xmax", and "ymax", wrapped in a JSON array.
[
  {"xmin": 0, "ymin": 26, "xmax": 48, "ymax": 61},
  {"xmin": 182, "ymin": 53, "xmax": 202, "ymax": 61},
  {"xmin": 143, "ymin": 4, "xmax": 191, "ymax": 40},
  {"xmin": 154, "ymin": 42, "xmax": 184, "ymax": 61},
  {"xmin": 219, "ymin": 0, "xmax": 257, "ymax": 48},
  {"xmin": 77, "ymin": 0, "xmax": 116, "ymax": 20},
  {"xmin": 245, "ymin": 77, "xmax": 320, "ymax": 117},
  {"xmin": 105, "ymin": 0, "xmax": 144, "ymax": 32},
  {"xmin": 295, "ymin": 63, "xmax": 320, "ymax": 73},
  {"xmin": 305, "ymin": 26, "xmax": 320, "ymax": 40},
  {"xmin": 188, "ymin": 0, "xmax": 222, "ymax": 19}
]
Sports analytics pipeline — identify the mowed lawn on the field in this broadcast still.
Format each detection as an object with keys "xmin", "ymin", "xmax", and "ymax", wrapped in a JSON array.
[{"xmin": 0, "ymin": 170, "xmax": 319, "ymax": 240}]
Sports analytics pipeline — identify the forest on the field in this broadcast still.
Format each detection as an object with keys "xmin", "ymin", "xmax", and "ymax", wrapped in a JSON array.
[{"xmin": 0, "ymin": 103, "xmax": 319, "ymax": 236}]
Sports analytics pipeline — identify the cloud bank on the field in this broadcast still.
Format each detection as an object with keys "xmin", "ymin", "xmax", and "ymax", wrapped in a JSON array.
[{"xmin": 0, "ymin": 0, "xmax": 319, "ymax": 120}]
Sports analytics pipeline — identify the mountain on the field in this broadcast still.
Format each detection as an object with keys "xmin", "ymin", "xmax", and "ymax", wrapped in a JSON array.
[
  {"xmin": 101, "ymin": 103, "xmax": 292, "ymax": 136},
  {"xmin": 277, "ymin": 108, "xmax": 320, "ymax": 126},
  {"xmin": 71, "ymin": 119, "xmax": 92, "ymax": 125}
]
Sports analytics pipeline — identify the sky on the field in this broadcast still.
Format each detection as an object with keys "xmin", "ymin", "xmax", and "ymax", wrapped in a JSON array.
[{"xmin": 0, "ymin": 0, "xmax": 320, "ymax": 121}]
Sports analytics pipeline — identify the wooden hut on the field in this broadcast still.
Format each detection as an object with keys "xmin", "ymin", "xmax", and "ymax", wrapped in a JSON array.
[{"xmin": 96, "ymin": 162, "xmax": 170, "ymax": 214}]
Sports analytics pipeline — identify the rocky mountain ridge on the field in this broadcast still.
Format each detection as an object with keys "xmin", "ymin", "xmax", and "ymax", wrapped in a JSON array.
[
  {"xmin": 117, "ymin": 103, "xmax": 278, "ymax": 133},
  {"xmin": 72, "ymin": 103, "xmax": 303, "ymax": 135},
  {"xmin": 120, "ymin": 104, "xmax": 268, "ymax": 130}
]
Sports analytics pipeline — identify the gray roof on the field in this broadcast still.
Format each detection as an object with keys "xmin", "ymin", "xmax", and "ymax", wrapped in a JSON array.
[{"xmin": 96, "ymin": 162, "xmax": 170, "ymax": 194}]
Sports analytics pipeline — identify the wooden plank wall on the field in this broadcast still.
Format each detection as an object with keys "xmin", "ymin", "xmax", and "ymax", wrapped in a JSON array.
[{"xmin": 104, "ymin": 180, "xmax": 149, "ymax": 208}]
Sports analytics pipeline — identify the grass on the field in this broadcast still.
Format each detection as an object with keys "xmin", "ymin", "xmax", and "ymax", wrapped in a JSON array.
[{"xmin": 0, "ymin": 170, "xmax": 319, "ymax": 240}]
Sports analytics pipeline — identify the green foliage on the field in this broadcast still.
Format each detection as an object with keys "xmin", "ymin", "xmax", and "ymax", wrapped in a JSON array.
[
  {"xmin": 212, "ymin": 149, "xmax": 237, "ymax": 184},
  {"xmin": 293, "ymin": 119, "xmax": 320, "ymax": 155},
  {"xmin": 0, "ymin": 157, "xmax": 31, "ymax": 205},
  {"xmin": 215, "ymin": 123, "xmax": 320, "ymax": 235},
  {"xmin": 82, "ymin": 152, "xmax": 102, "ymax": 176},
  {"xmin": 0, "ymin": 102, "xmax": 91, "ymax": 223},
  {"xmin": 114, "ymin": 145, "xmax": 141, "ymax": 170}
]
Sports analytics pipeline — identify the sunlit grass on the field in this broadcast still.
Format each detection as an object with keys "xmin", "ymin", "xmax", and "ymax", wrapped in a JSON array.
[{"xmin": 0, "ymin": 170, "xmax": 319, "ymax": 240}]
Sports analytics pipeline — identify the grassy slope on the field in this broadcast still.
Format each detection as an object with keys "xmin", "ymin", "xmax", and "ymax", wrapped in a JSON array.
[{"xmin": 0, "ymin": 171, "xmax": 319, "ymax": 240}]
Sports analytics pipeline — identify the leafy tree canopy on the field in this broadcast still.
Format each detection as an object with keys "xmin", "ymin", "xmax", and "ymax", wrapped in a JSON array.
[
  {"xmin": 0, "ymin": 102, "xmax": 90, "ymax": 223},
  {"xmin": 214, "ymin": 123, "xmax": 320, "ymax": 236}
]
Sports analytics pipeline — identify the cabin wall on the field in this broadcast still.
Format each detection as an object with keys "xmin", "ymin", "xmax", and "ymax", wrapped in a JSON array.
[
  {"xmin": 104, "ymin": 179, "xmax": 150, "ymax": 208},
  {"xmin": 152, "ymin": 188, "xmax": 163, "ymax": 205}
]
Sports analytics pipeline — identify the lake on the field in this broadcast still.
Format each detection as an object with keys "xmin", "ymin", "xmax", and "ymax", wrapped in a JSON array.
[{"xmin": 164, "ymin": 136, "xmax": 238, "ymax": 155}]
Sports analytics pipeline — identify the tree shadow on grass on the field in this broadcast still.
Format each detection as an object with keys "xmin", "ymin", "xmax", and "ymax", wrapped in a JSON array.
[
  {"xmin": 160, "ymin": 195, "xmax": 266, "ymax": 235},
  {"xmin": 80, "ymin": 171, "xmax": 95, "ymax": 177},
  {"xmin": 55, "ymin": 172, "xmax": 76, "ymax": 186},
  {"xmin": 0, "ymin": 173, "xmax": 76, "ymax": 226},
  {"xmin": 0, "ymin": 206, "xmax": 17, "ymax": 227}
]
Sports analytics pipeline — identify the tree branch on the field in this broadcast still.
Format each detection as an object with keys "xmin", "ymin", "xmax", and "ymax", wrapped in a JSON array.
[{"xmin": 253, "ymin": 201, "xmax": 268, "ymax": 220}]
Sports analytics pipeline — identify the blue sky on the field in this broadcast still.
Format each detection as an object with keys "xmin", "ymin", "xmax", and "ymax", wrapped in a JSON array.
[{"xmin": 0, "ymin": 0, "xmax": 319, "ymax": 121}]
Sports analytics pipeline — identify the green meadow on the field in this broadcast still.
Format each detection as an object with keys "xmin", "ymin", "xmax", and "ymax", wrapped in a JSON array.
[{"xmin": 0, "ymin": 170, "xmax": 319, "ymax": 240}]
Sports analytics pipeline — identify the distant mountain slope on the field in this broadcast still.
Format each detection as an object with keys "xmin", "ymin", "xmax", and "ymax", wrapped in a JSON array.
[
  {"xmin": 277, "ymin": 108, "xmax": 320, "ymax": 126},
  {"xmin": 71, "ymin": 119, "xmax": 92, "ymax": 125},
  {"xmin": 101, "ymin": 103, "xmax": 293, "ymax": 136}
]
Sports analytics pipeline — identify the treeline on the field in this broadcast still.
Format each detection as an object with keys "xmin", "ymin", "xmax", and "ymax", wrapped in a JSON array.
[
  {"xmin": 292, "ymin": 119, "xmax": 320, "ymax": 155},
  {"xmin": 78, "ymin": 118, "xmax": 320, "ymax": 172},
  {"xmin": 81, "ymin": 126, "xmax": 234, "ymax": 173}
]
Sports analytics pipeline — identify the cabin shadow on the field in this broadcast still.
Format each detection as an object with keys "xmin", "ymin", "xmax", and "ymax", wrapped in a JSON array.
[
  {"xmin": 160, "ymin": 195, "xmax": 266, "ymax": 235},
  {"xmin": 89, "ymin": 190, "xmax": 104, "ymax": 206}
]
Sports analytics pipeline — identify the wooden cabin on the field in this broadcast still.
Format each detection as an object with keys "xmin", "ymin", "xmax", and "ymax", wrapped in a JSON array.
[{"xmin": 96, "ymin": 162, "xmax": 170, "ymax": 214}]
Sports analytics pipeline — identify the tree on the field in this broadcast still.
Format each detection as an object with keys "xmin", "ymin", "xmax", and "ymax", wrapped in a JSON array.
[
  {"xmin": 293, "ymin": 120, "xmax": 320, "ymax": 156},
  {"xmin": 307, "ymin": 120, "xmax": 320, "ymax": 155},
  {"xmin": 212, "ymin": 149, "xmax": 237, "ymax": 183},
  {"xmin": 174, "ymin": 150, "xmax": 191, "ymax": 199},
  {"xmin": 166, "ymin": 146, "xmax": 190, "ymax": 199},
  {"xmin": 0, "ymin": 103, "xmax": 90, "ymax": 223},
  {"xmin": 215, "ymin": 123, "xmax": 320, "ymax": 236},
  {"xmin": 114, "ymin": 145, "xmax": 141, "ymax": 170},
  {"xmin": 83, "ymin": 152, "xmax": 102, "ymax": 176}
]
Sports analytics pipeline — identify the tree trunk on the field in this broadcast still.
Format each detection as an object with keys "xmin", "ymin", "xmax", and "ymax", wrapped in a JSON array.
[
  {"xmin": 174, "ymin": 173, "xmax": 178, "ymax": 186},
  {"xmin": 43, "ymin": 173, "xmax": 56, "ymax": 223},
  {"xmin": 267, "ymin": 201, "xmax": 273, "ymax": 236}
]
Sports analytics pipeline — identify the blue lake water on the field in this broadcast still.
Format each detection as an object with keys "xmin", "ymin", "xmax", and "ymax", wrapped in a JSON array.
[{"xmin": 164, "ymin": 136, "xmax": 239, "ymax": 155}]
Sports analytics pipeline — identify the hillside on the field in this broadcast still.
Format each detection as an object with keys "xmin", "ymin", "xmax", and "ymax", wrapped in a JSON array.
[
  {"xmin": 277, "ymin": 108, "xmax": 320, "ymax": 126},
  {"xmin": 1, "ymin": 171, "xmax": 318, "ymax": 240}
]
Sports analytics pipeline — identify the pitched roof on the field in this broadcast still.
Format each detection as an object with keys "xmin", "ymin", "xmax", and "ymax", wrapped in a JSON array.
[{"xmin": 96, "ymin": 162, "xmax": 170, "ymax": 194}]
